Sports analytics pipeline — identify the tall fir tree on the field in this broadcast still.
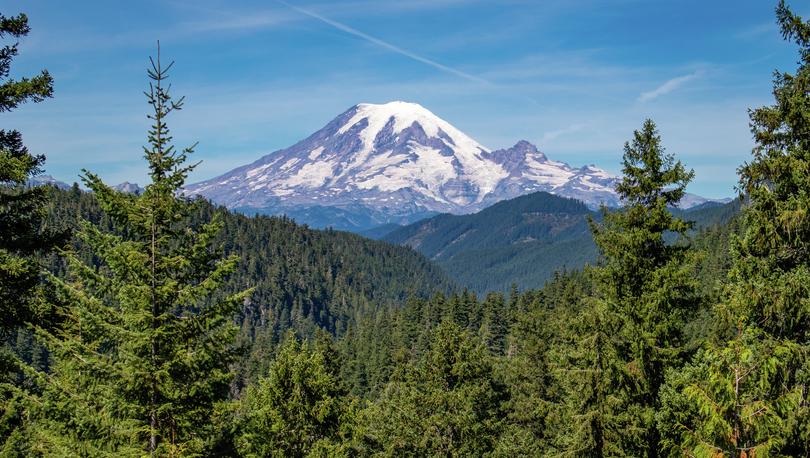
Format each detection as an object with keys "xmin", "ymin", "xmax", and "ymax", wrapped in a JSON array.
[
  {"xmin": 548, "ymin": 297, "xmax": 639, "ymax": 457},
  {"xmin": 24, "ymin": 46, "xmax": 250, "ymax": 455},
  {"xmin": 498, "ymin": 290, "xmax": 555, "ymax": 455},
  {"xmin": 552, "ymin": 119, "xmax": 700, "ymax": 456},
  {"xmin": 478, "ymin": 292, "xmax": 509, "ymax": 355},
  {"xmin": 0, "ymin": 11, "xmax": 62, "ymax": 454},
  {"xmin": 660, "ymin": 2, "xmax": 810, "ymax": 455},
  {"xmin": 0, "ymin": 11, "xmax": 57, "ymax": 351}
]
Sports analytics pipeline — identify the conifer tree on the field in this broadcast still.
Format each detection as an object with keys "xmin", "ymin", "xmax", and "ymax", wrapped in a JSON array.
[
  {"xmin": 548, "ymin": 298, "xmax": 640, "ymax": 457},
  {"xmin": 552, "ymin": 119, "xmax": 699, "ymax": 456},
  {"xmin": 236, "ymin": 330, "xmax": 354, "ymax": 457},
  {"xmin": 498, "ymin": 288, "xmax": 556, "ymax": 454},
  {"xmin": 358, "ymin": 321, "xmax": 507, "ymax": 456},
  {"xmin": 592, "ymin": 119, "xmax": 698, "ymax": 385},
  {"xmin": 0, "ymin": 11, "xmax": 57, "ymax": 348},
  {"xmin": 738, "ymin": 0, "xmax": 810, "ymax": 356},
  {"xmin": 658, "ymin": 325, "xmax": 795, "ymax": 456},
  {"xmin": 479, "ymin": 292, "xmax": 508, "ymax": 355},
  {"xmin": 660, "ymin": 2, "xmax": 810, "ymax": 454},
  {"xmin": 0, "ymin": 11, "xmax": 62, "ymax": 453},
  {"xmin": 28, "ymin": 46, "xmax": 249, "ymax": 455}
]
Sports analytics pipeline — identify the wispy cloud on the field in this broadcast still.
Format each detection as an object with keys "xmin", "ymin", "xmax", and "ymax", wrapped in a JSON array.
[
  {"xmin": 276, "ymin": 0, "xmax": 490, "ymax": 85},
  {"xmin": 309, "ymin": 0, "xmax": 484, "ymax": 16},
  {"xmin": 735, "ymin": 21, "xmax": 776, "ymax": 40},
  {"xmin": 638, "ymin": 71, "xmax": 702, "ymax": 102},
  {"xmin": 167, "ymin": 1, "xmax": 295, "ymax": 34},
  {"xmin": 179, "ymin": 12, "xmax": 291, "ymax": 34},
  {"xmin": 540, "ymin": 123, "xmax": 586, "ymax": 144}
]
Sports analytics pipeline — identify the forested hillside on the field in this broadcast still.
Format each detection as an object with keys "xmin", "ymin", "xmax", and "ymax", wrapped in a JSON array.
[
  {"xmin": 4, "ymin": 2, "xmax": 810, "ymax": 456},
  {"xmin": 386, "ymin": 190, "xmax": 740, "ymax": 292},
  {"xmin": 39, "ymin": 184, "xmax": 452, "ymax": 385},
  {"xmin": 385, "ymin": 192, "xmax": 596, "ymax": 291}
]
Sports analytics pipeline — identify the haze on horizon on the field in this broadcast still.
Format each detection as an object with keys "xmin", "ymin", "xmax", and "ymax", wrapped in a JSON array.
[{"xmin": 4, "ymin": 0, "xmax": 801, "ymax": 198}]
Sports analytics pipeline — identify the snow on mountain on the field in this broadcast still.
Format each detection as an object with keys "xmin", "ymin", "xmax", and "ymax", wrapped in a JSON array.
[
  {"xmin": 113, "ymin": 181, "xmax": 144, "ymax": 194},
  {"xmin": 27, "ymin": 174, "xmax": 71, "ymax": 190},
  {"xmin": 677, "ymin": 192, "xmax": 733, "ymax": 209},
  {"xmin": 484, "ymin": 140, "xmax": 621, "ymax": 208},
  {"xmin": 185, "ymin": 101, "xmax": 717, "ymax": 231},
  {"xmin": 187, "ymin": 101, "xmax": 509, "ymax": 220}
]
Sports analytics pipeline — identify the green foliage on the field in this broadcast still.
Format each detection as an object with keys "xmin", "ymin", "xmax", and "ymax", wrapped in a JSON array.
[
  {"xmin": 338, "ymin": 288, "xmax": 523, "ymax": 399},
  {"xmin": 385, "ymin": 191, "xmax": 598, "ymax": 293},
  {"xmin": 236, "ymin": 331, "xmax": 354, "ymax": 457},
  {"xmin": 357, "ymin": 321, "xmax": 507, "ymax": 456},
  {"xmin": 385, "ymin": 190, "xmax": 738, "ymax": 294},
  {"xmin": 545, "ymin": 119, "xmax": 701, "ymax": 456},
  {"xmin": 736, "ymin": 0, "xmax": 810, "ymax": 342},
  {"xmin": 548, "ymin": 298, "xmax": 645, "ymax": 457},
  {"xmin": 660, "ymin": 2, "xmax": 810, "ymax": 455},
  {"xmin": 0, "ymin": 13, "xmax": 53, "ymax": 114},
  {"xmin": 0, "ymin": 11, "xmax": 59, "ymax": 339},
  {"xmin": 597, "ymin": 119, "xmax": 698, "ymax": 381},
  {"xmin": 35, "ymin": 184, "xmax": 453, "ymax": 393},
  {"xmin": 498, "ymin": 271, "xmax": 590, "ymax": 455},
  {"xmin": 0, "ymin": 11, "xmax": 62, "ymax": 454},
  {"xmin": 4, "ymin": 3, "xmax": 810, "ymax": 456},
  {"xmin": 478, "ymin": 292, "xmax": 510, "ymax": 355},
  {"xmin": 659, "ymin": 326, "xmax": 799, "ymax": 456},
  {"xmin": 24, "ymin": 49, "xmax": 248, "ymax": 455}
]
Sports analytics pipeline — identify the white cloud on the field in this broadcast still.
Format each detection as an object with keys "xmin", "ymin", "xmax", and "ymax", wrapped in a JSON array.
[
  {"xmin": 735, "ymin": 21, "xmax": 777, "ymax": 40},
  {"xmin": 540, "ymin": 123, "xmax": 586, "ymax": 145},
  {"xmin": 638, "ymin": 71, "xmax": 702, "ymax": 103},
  {"xmin": 276, "ymin": 0, "xmax": 490, "ymax": 85}
]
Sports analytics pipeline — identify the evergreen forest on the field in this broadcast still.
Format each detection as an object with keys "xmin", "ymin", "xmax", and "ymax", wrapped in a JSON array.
[{"xmin": 3, "ymin": 2, "xmax": 810, "ymax": 456}]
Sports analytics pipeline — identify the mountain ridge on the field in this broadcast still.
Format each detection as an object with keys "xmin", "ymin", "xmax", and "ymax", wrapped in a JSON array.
[
  {"xmin": 384, "ymin": 191, "xmax": 598, "ymax": 292},
  {"xmin": 384, "ymin": 191, "xmax": 742, "ymax": 292},
  {"xmin": 181, "ymin": 101, "xmax": 728, "ymax": 232}
]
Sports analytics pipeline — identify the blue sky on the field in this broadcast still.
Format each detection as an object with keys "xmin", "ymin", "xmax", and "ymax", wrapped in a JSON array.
[{"xmin": 2, "ymin": 0, "xmax": 803, "ymax": 198}]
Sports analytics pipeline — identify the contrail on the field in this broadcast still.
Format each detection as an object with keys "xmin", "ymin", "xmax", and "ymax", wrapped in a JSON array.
[
  {"xmin": 276, "ymin": 0, "xmax": 490, "ymax": 85},
  {"xmin": 638, "ymin": 70, "xmax": 702, "ymax": 103}
]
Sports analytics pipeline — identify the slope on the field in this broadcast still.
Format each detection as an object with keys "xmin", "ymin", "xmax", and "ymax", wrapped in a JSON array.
[
  {"xmin": 384, "ymin": 192, "xmax": 597, "ymax": 292},
  {"xmin": 41, "ymin": 185, "xmax": 453, "ymax": 383},
  {"xmin": 385, "ymin": 192, "xmax": 742, "ymax": 293}
]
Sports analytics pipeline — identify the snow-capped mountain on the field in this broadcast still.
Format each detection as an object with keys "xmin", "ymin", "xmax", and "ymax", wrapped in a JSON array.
[
  {"xmin": 677, "ymin": 193, "xmax": 733, "ymax": 209},
  {"xmin": 185, "ymin": 101, "xmax": 716, "ymax": 231},
  {"xmin": 113, "ymin": 181, "xmax": 144, "ymax": 194},
  {"xmin": 484, "ymin": 140, "xmax": 620, "ymax": 208},
  {"xmin": 187, "ymin": 101, "xmax": 514, "ymax": 220},
  {"xmin": 27, "ymin": 174, "xmax": 71, "ymax": 190}
]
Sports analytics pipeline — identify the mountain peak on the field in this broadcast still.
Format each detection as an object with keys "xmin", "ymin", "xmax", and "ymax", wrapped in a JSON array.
[
  {"xmin": 513, "ymin": 140, "xmax": 546, "ymax": 160},
  {"xmin": 512, "ymin": 139, "xmax": 537, "ymax": 151},
  {"xmin": 186, "ymin": 102, "xmax": 633, "ymax": 230},
  {"xmin": 340, "ymin": 101, "xmax": 490, "ymax": 154},
  {"xmin": 356, "ymin": 100, "xmax": 429, "ymax": 111},
  {"xmin": 27, "ymin": 174, "xmax": 71, "ymax": 190},
  {"xmin": 114, "ymin": 181, "xmax": 144, "ymax": 194},
  {"xmin": 491, "ymin": 140, "xmax": 547, "ymax": 164}
]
